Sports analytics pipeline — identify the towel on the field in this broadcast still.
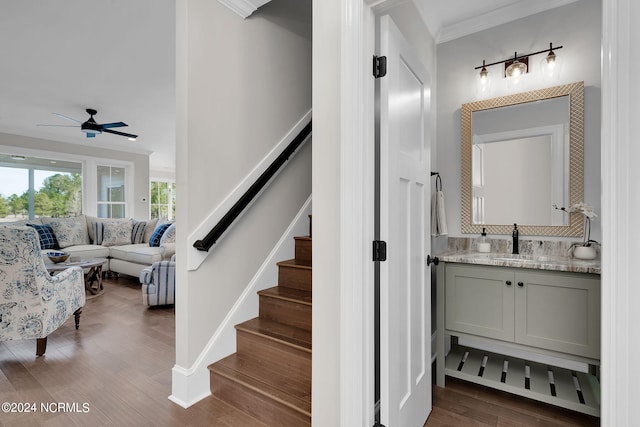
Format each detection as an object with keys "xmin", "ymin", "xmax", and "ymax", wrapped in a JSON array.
[{"xmin": 431, "ymin": 190, "xmax": 448, "ymax": 236}]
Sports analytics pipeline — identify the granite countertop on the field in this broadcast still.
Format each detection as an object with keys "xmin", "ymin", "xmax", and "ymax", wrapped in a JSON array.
[{"xmin": 436, "ymin": 250, "xmax": 601, "ymax": 274}]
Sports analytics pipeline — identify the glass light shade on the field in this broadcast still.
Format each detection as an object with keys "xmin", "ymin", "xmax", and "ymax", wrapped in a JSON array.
[
  {"xmin": 476, "ymin": 67, "xmax": 492, "ymax": 96},
  {"xmin": 505, "ymin": 60, "xmax": 527, "ymax": 78},
  {"xmin": 540, "ymin": 51, "xmax": 561, "ymax": 81}
]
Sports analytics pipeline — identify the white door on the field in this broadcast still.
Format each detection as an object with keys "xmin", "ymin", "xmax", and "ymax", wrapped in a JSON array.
[{"xmin": 379, "ymin": 15, "xmax": 432, "ymax": 427}]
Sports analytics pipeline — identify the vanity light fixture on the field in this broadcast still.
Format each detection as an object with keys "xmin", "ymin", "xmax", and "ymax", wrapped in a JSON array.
[{"xmin": 475, "ymin": 42, "xmax": 563, "ymax": 80}]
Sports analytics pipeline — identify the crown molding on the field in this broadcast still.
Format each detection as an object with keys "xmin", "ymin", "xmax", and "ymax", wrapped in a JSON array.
[
  {"xmin": 217, "ymin": 0, "xmax": 271, "ymax": 18},
  {"xmin": 436, "ymin": 0, "xmax": 581, "ymax": 44}
]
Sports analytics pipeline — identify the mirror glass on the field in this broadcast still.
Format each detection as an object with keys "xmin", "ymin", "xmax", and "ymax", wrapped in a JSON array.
[{"xmin": 461, "ymin": 82, "xmax": 584, "ymax": 237}]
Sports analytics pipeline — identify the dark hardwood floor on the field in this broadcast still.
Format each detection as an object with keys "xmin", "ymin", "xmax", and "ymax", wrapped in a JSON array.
[
  {"xmin": 0, "ymin": 275, "xmax": 600, "ymax": 426},
  {"xmin": 0, "ymin": 275, "xmax": 266, "ymax": 427},
  {"xmin": 426, "ymin": 377, "xmax": 600, "ymax": 427}
]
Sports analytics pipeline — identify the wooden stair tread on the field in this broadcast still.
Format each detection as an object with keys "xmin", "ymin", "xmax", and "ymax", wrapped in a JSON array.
[
  {"xmin": 277, "ymin": 259, "xmax": 312, "ymax": 270},
  {"xmin": 210, "ymin": 353, "xmax": 311, "ymax": 409},
  {"xmin": 236, "ymin": 318, "xmax": 312, "ymax": 352},
  {"xmin": 258, "ymin": 286, "xmax": 312, "ymax": 305},
  {"xmin": 294, "ymin": 236, "xmax": 312, "ymax": 242},
  {"xmin": 210, "ymin": 356, "xmax": 311, "ymax": 416}
]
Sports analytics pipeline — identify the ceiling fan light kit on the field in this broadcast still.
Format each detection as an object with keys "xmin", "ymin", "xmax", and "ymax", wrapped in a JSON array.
[{"xmin": 38, "ymin": 108, "xmax": 138, "ymax": 140}]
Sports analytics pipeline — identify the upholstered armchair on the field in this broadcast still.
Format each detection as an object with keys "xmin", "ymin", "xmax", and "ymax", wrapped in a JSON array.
[
  {"xmin": 0, "ymin": 226, "xmax": 86, "ymax": 356},
  {"xmin": 139, "ymin": 255, "xmax": 175, "ymax": 306}
]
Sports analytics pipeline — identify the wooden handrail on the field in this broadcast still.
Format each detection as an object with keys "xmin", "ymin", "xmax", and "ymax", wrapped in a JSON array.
[{"xmin": 193, "ymin": 121, "xmax": 312, "ymax": 252}]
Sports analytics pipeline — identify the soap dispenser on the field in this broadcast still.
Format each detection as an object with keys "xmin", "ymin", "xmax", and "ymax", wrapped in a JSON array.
[{"xmin": 477, "ymin": 227, "xmax": 491, "ymax": 253}]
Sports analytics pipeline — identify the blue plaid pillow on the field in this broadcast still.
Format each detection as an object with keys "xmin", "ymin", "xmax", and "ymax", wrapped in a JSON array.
[
  {"xmin": 149, "ymin": 223, "xmax": 172, "ymax": 247},
  {"xmin": 27, "ymin": 223, "xmax": 59, "ymax": 250}
]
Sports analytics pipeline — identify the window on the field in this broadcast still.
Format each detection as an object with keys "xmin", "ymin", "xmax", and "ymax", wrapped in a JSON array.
[
  {"xmin": 97, "ymin": 165, "xmax": 126, "ymax": 218},
  {"xmin": 150, "ymin": 181, "xmax": 175, "ymax": 220},
  {"xmin": 0, "ymin": 154, "xmax": 82, "ymax": 222}
]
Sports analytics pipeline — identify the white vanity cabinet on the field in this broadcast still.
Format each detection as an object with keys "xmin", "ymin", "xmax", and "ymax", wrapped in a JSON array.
[{"xmin": 437, "ymin": 261, "xmax": 601, "ymax": 416}]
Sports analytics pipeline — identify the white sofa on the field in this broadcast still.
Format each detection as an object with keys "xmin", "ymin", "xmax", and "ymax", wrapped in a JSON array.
[{"xmin": 2, "ymin": 215, "xmax": 175, "ymax": 278}]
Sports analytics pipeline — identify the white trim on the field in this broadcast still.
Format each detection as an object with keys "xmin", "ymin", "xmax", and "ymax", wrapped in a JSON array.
[
  {"xmin": 434, "ymin": 0, "xmax": 582, "ymax": 44},
  {"xmin": 169, "ymin": 197, "xmax": 312, "ymax": 407},
  {"xmin": 217, "ymin": 0, "xmax": 271, "ymax": 18},
  {"xmin": 340, "ymin": 2, "xmax": 376, "ymax": 427},
  {"xmin": 601, "ymin": 0, "xmax": 631, "ymax": 425},
  {"xmin": 186, "ymin": 110, "xmax": 311, "ymax": 271},
  {"xmin": 168, "ymin": 364, "xmax": 211, "ymax": 408}
]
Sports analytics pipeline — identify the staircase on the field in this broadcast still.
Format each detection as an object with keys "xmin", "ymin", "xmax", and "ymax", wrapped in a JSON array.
[{"xmin": 208, "ymin": 216, "xmax": 312, "ymax": 426}]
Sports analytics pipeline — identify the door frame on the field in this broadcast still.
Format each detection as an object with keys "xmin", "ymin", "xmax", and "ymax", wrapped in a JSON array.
[
  {"xmin": 600, "ymin": 0, "xmax": 634, "ymax": 424},
  {"xmin": 337, "ymin": 1, "xmax": 432, "ymax": 425},
  {"xmin": 337, "ymin": 1, "xmax": 376, "ymax": 426}
]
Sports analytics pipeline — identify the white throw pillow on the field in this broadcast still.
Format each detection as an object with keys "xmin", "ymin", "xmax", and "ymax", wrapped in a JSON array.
[
  {"xmin": 47, "ymin": 216, "xmax": 89, "ymax": 248},
  {"xmin": 101, "ymin": 221, "xmax": 133, "ymax": 247}
]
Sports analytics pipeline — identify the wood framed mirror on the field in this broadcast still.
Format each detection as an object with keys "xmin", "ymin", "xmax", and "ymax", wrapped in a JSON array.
[{"xmin": 461, "ymin": 81, "xmax": 584, "ymax": 237}]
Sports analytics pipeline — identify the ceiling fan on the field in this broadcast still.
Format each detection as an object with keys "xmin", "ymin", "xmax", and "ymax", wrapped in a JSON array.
[{"xmin": 38, "ymin": 108, "xmax": 138, "ymax": 140}]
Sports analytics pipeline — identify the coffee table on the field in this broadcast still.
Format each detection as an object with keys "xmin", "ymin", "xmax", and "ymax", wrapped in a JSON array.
[{"xmin": 46, "ymin": 258, "xmax": 107, "ymax": 296}]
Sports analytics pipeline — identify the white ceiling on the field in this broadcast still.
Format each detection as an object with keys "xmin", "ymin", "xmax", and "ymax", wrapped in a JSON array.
[
  {"xmin": 0, "ymin": 0, "xmax": 175, "ymax": 172},
  {"xmin": 0, "ymin": 0, "xmax": 578, "ymax": 174}
]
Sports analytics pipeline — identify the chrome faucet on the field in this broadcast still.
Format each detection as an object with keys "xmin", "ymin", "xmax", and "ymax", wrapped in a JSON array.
[{"xmin": 512, "ymin": 223, "xmax": 519, "ymax": 254}]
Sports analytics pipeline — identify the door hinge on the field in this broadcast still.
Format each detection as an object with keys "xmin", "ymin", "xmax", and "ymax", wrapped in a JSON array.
[
  {"xmin": 373, "ymin": 55, "xmax": 387, "ymax": 78},
  {"xmin": 373, "ymin": 240, "xmax": 387, "ymax": 262}
]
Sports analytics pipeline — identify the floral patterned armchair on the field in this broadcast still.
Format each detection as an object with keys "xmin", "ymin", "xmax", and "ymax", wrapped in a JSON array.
[{"xmin": 0, "ymin": 226, "xmax": 86, "ymax": 356}]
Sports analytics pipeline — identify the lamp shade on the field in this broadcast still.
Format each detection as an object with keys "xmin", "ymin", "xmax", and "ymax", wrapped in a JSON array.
[
  {"xmin": 476, "ymin": 66, "xmax": 492, "ymax": 96},
  {"xmin": 505, "ymin": 60, "xmax": 527, "ymax": 78},
  {"xmin": 540, "ymin": 50, "xmax": 561, "ymax": 81}
]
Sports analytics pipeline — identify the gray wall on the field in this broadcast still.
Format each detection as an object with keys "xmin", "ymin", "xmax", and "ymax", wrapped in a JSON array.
[
  {"xmin": 175, "ymin": 0, "xmax": 312, "ymax": 368},
  {"xmin": 436, "ymin": 0, "xmax": 601, "ymax": 243}
]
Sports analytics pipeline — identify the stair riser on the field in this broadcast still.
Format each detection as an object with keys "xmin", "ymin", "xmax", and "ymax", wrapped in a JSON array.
[
  {"xmin": 236, "ymin": 330, "xmax": 311, "ymax": 378},
  {"xmin": 278, "ymin": 265, "xmax": 312, "ymax": 291},
  {"xmin": 294, "ymin": 238, "xmax": 312, "ymax": 265},
  {"xmin": 259, "ymin": 295, "xmax": 311, "ymax": 332},
  {"xmin": 211, "ymin": 372, "xmax": 310, "ymax": 427}
]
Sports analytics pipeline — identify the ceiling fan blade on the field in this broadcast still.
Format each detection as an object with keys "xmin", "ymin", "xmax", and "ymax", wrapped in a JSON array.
[
  {"xmin": 100, "ymin": 122, "xmax": 128, "ymax": 129},
  {"xmin": 103, "ymin": 128, "xmax": 138, "ymax": 139},
  {"xmin": 36, "ymin": 124, "xmax": 79, "ymax": 128},
  {"xmin": 52, "ymin": 113, "xmax": 82, "ymax": 124}
]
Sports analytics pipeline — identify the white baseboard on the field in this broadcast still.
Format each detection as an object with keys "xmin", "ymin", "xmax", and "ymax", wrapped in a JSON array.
[{"xmin": 170, "ymin": 196, "xmax": 312, "ymax": 407}]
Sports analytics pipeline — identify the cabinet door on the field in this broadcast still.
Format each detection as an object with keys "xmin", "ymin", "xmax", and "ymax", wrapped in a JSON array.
[
  {"xmin": 514, "ymin": 270, "xmax": 600, "ymax": 359},
  {"xmin": 445, "ymin": 264, "xmax": 514, "ymax": 341}
]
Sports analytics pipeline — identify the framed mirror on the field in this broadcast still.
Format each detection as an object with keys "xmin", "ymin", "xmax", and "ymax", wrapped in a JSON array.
[{"xmin": 461, "ymin": 81, "xmax": 584, "ymax": 237}]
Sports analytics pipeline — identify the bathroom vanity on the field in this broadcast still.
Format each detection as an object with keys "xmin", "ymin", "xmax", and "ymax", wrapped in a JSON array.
[{"xmin": 435, "ymin": 251, "xmax": 601, "ymax": 416}]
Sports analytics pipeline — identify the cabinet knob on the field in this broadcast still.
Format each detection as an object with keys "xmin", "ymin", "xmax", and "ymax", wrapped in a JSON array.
[
  {"xmin": 518, "ymin": 281, "xmax": 524, "ymax": 287},
  {"xmin": 506, "ymin": 280, "xmax": 512, "ymax": 286}
]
